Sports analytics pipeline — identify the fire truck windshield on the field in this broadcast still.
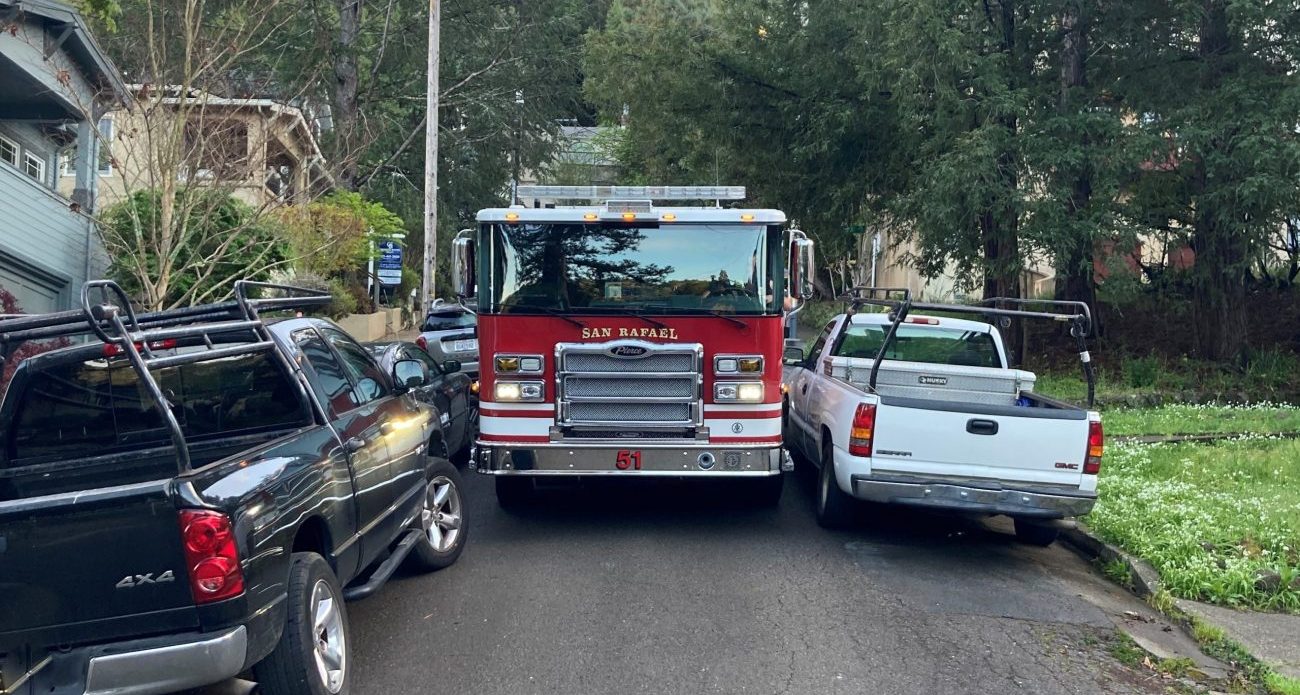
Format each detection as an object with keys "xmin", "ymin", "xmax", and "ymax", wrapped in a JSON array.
[{"xmin": 485, "ymin": 223, "xmax": 782, "ymax": 316}]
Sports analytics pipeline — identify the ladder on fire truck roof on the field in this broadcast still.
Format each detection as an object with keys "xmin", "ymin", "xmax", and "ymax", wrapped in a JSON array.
[
  {"xmin": 516, "ymin": 185, "xmax": 746, "ymax": 202},
  {"xmin": 0, "ymin": 279, "xmax": 331, "ymax": 474},
  {"xmin": 838, "ymin": 286, "xmax": 1097, "ymax": 407}
]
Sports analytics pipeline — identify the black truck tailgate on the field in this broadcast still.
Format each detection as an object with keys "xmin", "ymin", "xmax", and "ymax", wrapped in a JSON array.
[{"xmin": 0, "ymin": 478, "xmax": 197, "ymax": 643}]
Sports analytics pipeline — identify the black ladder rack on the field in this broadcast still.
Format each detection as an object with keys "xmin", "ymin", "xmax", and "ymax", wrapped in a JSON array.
[
  {"xmin": 837, "ymin": 286, "xmax": 1096, "ymax": 407},
  {"xmin": 0, "ymin": 280, "xmax": 332, "ymax": 473}
]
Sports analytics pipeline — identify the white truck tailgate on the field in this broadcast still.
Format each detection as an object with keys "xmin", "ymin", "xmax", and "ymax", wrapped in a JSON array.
[{"xmin": 871, "ymin": 401, "xmax": 1090, "ymax": 486}]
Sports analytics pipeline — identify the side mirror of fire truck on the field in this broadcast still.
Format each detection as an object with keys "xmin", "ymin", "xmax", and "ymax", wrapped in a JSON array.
[
  {"xmin": 788, "ymin": 231, "xmax": 815, "ymax": 301},
  {"xmin": 452, "ymin": 231, "xmax": 476, "ymax": 299}
]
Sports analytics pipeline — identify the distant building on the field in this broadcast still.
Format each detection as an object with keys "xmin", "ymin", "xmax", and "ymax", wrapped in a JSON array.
[
  {"xmin": 0, "ymin": 0, "xmax": 128, "ymax": 312},
  {"xmin": 57, "ymin": 85, "xmax": 333, "ymax": 209},
  {"xmin": 516, "ymin": 125, "xmax": 620, "ymax": 208}
]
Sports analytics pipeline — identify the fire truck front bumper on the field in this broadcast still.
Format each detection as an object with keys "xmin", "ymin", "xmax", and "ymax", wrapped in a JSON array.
[{"xmin": 473, "ymin": 442, "xmax": 793, "ymax": 477}]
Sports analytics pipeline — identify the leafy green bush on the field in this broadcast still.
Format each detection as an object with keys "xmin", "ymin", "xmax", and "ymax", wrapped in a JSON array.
[{"xmin": 1122, "ymin": 354, "xmax": 1162, "ymax": 389}]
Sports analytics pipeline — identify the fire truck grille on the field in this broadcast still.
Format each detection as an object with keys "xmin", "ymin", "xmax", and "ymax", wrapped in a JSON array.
[
  {"xmin": 568, "ymin": 402, "xmax": 692, "ymax": 423},
  {"xmin": 564, "ymin": 376, "xmax": 695, "ymax": 399},
  {"xmin": 558, "ymin": 342, "xmax": 702, "ymax": 427},
  {"xmin": 563, "ymin": 352, "xmax": 694, "ymax": 373}
]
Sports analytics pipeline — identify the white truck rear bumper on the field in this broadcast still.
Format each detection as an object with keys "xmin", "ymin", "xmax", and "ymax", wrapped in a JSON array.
[{"xmin": 832, "ymin": 448, "xmax": 1095, "ymax": 519}]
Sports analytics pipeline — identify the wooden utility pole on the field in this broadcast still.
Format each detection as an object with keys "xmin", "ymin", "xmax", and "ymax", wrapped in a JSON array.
[{"xmin": 421, "ymin": 0, "xmax": 440, "ymax": 313}]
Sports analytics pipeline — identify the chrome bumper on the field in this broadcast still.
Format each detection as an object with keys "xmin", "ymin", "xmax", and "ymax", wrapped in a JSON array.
[
  {"xmin": 82, "ymin": 626, "xmax": 248, "ymax": 695},
  {"xmin": 850, "ymin": 475, "xmax": 1096, "ymax": 519},
  {"xmin": 475, "ymin": 442, "xmax": 791, "ymax": 476}
]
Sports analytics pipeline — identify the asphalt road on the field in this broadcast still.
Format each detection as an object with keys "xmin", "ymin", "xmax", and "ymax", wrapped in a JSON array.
[{"xmin": 346, "ymin": 469, "xmax": 1175, "ymax": 695}]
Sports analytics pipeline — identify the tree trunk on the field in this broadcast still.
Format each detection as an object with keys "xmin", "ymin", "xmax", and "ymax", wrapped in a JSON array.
[
  {"xmin": 1189, "ymin": 0, "xmax": 1247, "ymax": 364},
  {"xmin": 982, "ymin": 0, "xmax": 1023, "ymax": 365},
  {"xmin": 334, "ymin": 0, "xmax": 363, "ymax": 189},
  {"xmin": 1053, "ymin": 0, "xmax": 1102, "ymax": 335}
]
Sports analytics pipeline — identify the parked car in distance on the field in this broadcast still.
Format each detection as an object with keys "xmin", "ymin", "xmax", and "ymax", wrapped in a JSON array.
[
  {"xmin": 417, "ymin": 301, "xmax": 479, "ymax": 376},
  {"xmin": 367, "ymin": 340, "xmax": 477, "ymax": 465},
  {"xmin": 783, "ymin": 289, "xmax": 1102, "ymax": 546},
  {"xmin": 0, "ymin": 282, "xmax": 467, "ymax": 695}
]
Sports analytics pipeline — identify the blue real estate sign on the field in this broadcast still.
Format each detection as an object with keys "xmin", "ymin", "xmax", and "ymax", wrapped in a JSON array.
[{"xmin": 377, "ymin": 241, "xmax": 402, "ymax": 286}]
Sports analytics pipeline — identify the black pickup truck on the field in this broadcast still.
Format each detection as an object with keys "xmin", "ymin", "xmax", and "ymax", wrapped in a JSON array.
[{"xmin": 0, "ymin": 281, "xmax": 468, "ymax": 695}]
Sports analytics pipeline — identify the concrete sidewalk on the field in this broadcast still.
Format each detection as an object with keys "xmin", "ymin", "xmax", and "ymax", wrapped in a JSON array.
[{"xmin": 1176, "ymin": 599, "xmax": 1300, "ymax": 680}]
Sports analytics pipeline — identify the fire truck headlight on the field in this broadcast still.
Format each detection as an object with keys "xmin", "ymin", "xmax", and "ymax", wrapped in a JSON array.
[
  {"xmin": 495, "ymin": 380, "xmax": 544, "ymax": 402},
  {"xmin": 715, "ymin": 355, "xmax": 763, "ymax": 375},
  {"xmin": 715, "ymin": 382, "xmax": 763, "ymax": 403}
]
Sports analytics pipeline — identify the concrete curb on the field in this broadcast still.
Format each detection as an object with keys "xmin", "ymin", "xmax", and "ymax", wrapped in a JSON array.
[
  {"xmin": 1060, "ymin": 527, "xmax": 1164, "ymax": 599},
  {"xmin": 1060, "ymin": 525, "xmax": 1297, "ymax": 684}
]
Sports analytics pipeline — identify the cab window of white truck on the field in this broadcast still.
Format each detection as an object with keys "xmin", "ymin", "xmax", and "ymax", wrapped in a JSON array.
[{"xmin": 834, "ymin": 324, "xmax": 1003, "ymax": 368}]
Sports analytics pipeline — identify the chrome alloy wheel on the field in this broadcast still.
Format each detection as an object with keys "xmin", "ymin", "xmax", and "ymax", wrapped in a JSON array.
[
  {"xmin": 421, "ymin": 476, "xmax": 463, "ymax": 552},
  {"xmin": 311, "ymin": 579, "xmax": 346, "ymax": 693}
]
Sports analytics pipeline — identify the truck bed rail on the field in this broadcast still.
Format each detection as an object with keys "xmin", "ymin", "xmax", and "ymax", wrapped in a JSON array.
[
  {"xmin": 838, "ymin": 286, "xmax": 1097, "ymax": 407},
  {"xmin": 0, "ymin": 280, "xmax": 332, "ymax": 474}
]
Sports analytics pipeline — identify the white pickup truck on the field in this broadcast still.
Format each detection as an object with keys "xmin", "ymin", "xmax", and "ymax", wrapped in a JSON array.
[{"xmin": 783, "ymin": 291, "xmax": 1102, "ymax": 545}]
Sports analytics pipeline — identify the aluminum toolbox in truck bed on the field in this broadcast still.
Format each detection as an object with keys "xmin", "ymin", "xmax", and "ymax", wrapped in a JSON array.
[{"xmin": 830, "ymin": 357, "xmax": 1036, "ymax": 407}]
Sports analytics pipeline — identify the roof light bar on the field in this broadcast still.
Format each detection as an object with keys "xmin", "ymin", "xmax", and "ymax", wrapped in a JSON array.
[{"xmin": 517, "ymin": 185, "xmax": 746, "ymax": 201}]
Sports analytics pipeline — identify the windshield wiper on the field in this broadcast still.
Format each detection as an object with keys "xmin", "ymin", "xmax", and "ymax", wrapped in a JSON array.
[
  {"xmin": 581, "ymin": 307, "xmax": 669, "ymax": 330},
  {"xmin": 505, "ymin": 304, "xmax": 587, "ymax": 328},
  {"xmin": 659, "ymin": 306, "xmax": 748, "ymax": 328}
]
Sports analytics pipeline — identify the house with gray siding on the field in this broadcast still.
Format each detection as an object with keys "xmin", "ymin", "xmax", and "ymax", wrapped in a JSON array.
[{"xmin": 0, "ymin": 0, "xmax": 127, "ymax": 313}]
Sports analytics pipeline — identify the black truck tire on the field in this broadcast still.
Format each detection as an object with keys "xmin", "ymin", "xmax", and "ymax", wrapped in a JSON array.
[
  {"xmin": 406, "ymin": 458, "xmax": 468, "ymax": 572},
  {"xmin": 495, "ymin": 476, "xmax": 534, "ymax": 509},
  {"xmin": 816, "ymin": 440, "xmax": 855, "ymax": 529},
  {"xmin": 745, "ymin": 474, "xmax": 784, "ymax": 507},
  {"xmin": 1013, "ymin": 518, "xmax": 1060, "ymax": 546},
  {"xmin": 255, "ymin": 553, "xmax": 351, "ymax": 695}
]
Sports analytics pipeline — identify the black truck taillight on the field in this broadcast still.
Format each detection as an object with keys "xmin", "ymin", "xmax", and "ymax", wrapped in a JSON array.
[
  {"xmin": 179, "ymin": 509, "xmax": 245, "ymax": 604},
  {"xmin": 1084, "ymin": 420, "xmax": 1104, "ymax": 475}
]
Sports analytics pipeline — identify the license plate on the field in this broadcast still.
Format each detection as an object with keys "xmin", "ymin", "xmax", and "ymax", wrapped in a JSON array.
[
  {"xmin": 614, "ymin": 450, "xmax": 643, "ymax": 470},
  {"xmin": 452, "ymin": 339, "xmax": 477, "ymax": 352}
]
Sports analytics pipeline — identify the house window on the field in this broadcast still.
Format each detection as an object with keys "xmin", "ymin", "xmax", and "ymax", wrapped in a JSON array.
[
  {"xmin": 55, "ymin": 118, "xmax": 116, "ymax": 178},
  {"xmin": 60, "ymin": 147, "xmax": 76, "ymax": 177},
  {"xmin": 23, "ymin": 152, "xmax": 46, "ymax": 183},
  {"xmin": 98, "ymin": 117, "xmax": 114, "ymax": 175},
  {"xmin": 0, "ymin": 135, "xmax": 17, "ymax": 167}
]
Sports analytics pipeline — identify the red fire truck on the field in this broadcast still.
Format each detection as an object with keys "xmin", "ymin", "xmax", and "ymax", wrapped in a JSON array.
[{"xmin": 451, "ymin": 185, "xmax": 815, "ymax": 507}]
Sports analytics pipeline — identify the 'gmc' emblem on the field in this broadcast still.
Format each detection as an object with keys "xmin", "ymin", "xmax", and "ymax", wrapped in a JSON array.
[{"xmin": 608, "ymin": 344, "xmax": 650, "ymax": 358}]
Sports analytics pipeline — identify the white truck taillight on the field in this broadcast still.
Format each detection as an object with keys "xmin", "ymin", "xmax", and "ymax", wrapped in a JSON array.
[
  {"xmin": 179, "ymin": 509, "xmax": 245, "ymax": 604},
  {"xmin": 848, "ymin": 403, "xmax": 876, "ymax": 457},
  {"xmin": 1084, "ymin": 420, "xmax": 1104, "ymax": 475}
]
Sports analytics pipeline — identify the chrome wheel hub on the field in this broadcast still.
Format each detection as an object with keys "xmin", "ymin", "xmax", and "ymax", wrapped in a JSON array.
[
  {"xmin": 421, "ymin": 475, "xmax": 463, "ymax": 553},
  {"xmin": 310, "ymin": 580, "xmax": 346, "ymax": 693}
]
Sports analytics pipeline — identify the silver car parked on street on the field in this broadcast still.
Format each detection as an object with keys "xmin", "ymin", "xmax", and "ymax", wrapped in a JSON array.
[{"xmin": 417, "ymin": 300, "xmax": 479, "ymax": 376}]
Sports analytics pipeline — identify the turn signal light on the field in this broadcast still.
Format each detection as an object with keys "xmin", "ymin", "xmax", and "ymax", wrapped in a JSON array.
[
  {"xmin": 496, "ymin": 356, "xmax": 521, "ymax": 372},
  {"xmin": 583, "ymin": 212, "xmax": 599, "ymax": 221},
  {"xmin": 1084, "ymin": 420, "xmax": 1104, "ymax": 475},
  {"xmin": 505, "ymin": 212, "xmax": 520, "ymax": 222},
  {"xmin": 622, "ymin": 212, "xmax": 637, "ymax": 222},
  {"xmin": 179, "ymin": 509, "xmax": 244, "ymax": 604},
  {"xmin": 740, "ymin": 213, "xmax": 756, "ymax": 222},
  {"xmin": 848, "ymin": 403, "xmax": 876, "ymax": 457},
  {"xmin": 662, "ymin": 213, "xmax": 677, "ymax": 221}
]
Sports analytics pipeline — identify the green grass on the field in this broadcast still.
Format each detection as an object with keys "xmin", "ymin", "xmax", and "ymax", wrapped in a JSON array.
[
  {"xmin": 1087, "ymin": 437, "xmax": 1300, "ymax": 612},
  {"xmin": 1102, "ymin": 403, "xmax": 1300, "ymax": 437}
]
